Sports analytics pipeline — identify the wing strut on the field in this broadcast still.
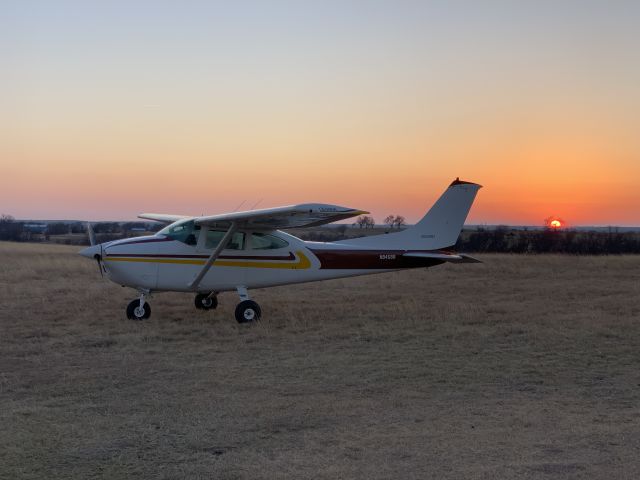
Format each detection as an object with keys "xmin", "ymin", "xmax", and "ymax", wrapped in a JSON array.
[{"xmin": 188, "ymin": 222, "xmax": 237, "ymax": 291}]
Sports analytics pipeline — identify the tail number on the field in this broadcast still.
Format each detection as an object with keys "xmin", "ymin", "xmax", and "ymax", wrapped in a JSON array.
[{"xmin": 379, "ymin": 254, "xmax": 396, "ymax": 260}]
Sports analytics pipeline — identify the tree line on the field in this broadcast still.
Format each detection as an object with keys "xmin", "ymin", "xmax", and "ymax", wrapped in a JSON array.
[
  {"xmin": 0, "ymin": 215, "xmax": 160, "ymax": 244},
  {"xmin": 355, "ymin": 214, "xmax": 406, "ymax": 229},
  {"xmin": 455, "ymin": 227, "xmax": 640, "ymax": 254}
]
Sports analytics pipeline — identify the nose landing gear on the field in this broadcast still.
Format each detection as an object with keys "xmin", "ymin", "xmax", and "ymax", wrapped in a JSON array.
[{"xmin": 126, "ymin": 291, "xmax": 151, "ymax": 320}]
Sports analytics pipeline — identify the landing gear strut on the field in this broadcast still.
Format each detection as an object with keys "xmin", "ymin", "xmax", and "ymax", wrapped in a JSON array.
[
  {"xmin": 126, "ymin": 291, "xmax": 151, "ymax": 320},
  {"xmin": 195, "ymin": 292, "xmax": 218, "ymax": 310},
  {"xmin": 235, "ymin": 286, "xmax": 261, "ymax": 323}
]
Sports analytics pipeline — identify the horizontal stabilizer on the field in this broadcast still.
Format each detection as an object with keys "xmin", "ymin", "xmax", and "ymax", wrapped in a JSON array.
[{"xmin": 403, "ymin": 252, "xmax": 482, "ymax": 263}]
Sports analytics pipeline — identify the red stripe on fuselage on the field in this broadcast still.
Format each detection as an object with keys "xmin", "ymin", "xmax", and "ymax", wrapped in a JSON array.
[{"xmin": 309, "ymin": 249, "xmax": 445, "ymax": 269}]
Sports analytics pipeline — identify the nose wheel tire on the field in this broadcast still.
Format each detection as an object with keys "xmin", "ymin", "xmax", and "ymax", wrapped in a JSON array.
[
  {"xmin": 235, "ymin": 300, "xmax": 261, "ymax": 323},
  {"xmin": 195, "ymin": 293, "xmax": 218, "ymax": 310},
  {"xmin": 126, "ymin": 299, "xmax": 151, "ymax": 320}
]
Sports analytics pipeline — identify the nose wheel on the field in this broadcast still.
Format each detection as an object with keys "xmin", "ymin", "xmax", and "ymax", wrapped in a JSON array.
[{"xmin": 126, "ymin": 296, "xmax": 151, "ymax": 320}]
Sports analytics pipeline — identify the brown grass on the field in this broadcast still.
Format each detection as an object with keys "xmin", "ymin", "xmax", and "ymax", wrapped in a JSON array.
[{"xmin": 1, "ymin": 241, "xmax": 639, "ymax": 479}]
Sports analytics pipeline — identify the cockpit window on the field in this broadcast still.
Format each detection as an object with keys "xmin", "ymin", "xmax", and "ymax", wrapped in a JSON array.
[
  {"xmin": 251, "ymin": 232, "xmax": 289, "ymax": 250},
  {"xmin": 205, "ymin": 230, "xmax": 245, "ymax": 250},
  {"xmin": 158, "ymin": 220, "xmax": 200, "ymax": 245}
]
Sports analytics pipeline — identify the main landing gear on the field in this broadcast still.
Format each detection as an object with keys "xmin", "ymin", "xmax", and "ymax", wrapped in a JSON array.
[
  {"xmin": 195, "ymin": 292, "xmax": 218, "ymax": 310},
  {"xmin": 234, "ymin": 286, "xmax": 261, "ymax": 324},
  {"xmin": 124, "ymin": 287, "xmax": 261, "ymax": 323}
]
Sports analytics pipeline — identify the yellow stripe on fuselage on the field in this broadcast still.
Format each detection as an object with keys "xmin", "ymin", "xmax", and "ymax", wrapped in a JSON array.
[{"xmin": 104, "ymin": 251, "xmax": 312, "ymax": 270}]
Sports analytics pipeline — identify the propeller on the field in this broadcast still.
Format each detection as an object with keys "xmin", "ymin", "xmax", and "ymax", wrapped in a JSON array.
[
  {"xmin": 87, "ymin": 222, "xmax": 96, "ymax": 246},
  {"xmin": 86, "ymin": 223, "xmax": 104, "ymax": 277},
  {"xmin": 95, "ymin": 245, "xmax": 104, "ymax": 278}
]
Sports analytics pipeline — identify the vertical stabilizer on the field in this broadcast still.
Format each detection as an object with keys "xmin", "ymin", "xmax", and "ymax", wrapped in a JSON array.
[{"xmin": 340, "ymin": 179, "xmax": 481, "ymax": 250}]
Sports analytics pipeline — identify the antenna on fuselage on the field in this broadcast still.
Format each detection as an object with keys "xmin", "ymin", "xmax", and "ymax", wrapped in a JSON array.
[{"xmin": 232, "ymin": 200, "xmax": 247, "ymax": 212}]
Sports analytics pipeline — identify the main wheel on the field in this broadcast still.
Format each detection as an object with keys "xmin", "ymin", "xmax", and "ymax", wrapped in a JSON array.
[
  {"xmin": 235, "ymin": 300, "xmax": 261, "ymax": 323},
  {"xmin": 195, "ymin": 293, "xmax": 218, "ymax": 310},
  {"xmin": 126, "ymin": 299, "xmax": 151, "ymax": 320}
]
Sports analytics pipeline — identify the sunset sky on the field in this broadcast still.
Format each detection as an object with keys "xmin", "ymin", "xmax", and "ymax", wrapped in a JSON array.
[{"xmin": 2, "ymin": 1, "xmax": 639, "ymax": 225}]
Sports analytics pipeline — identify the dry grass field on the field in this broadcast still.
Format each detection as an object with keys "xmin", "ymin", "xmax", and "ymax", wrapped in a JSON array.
[{"xmin": 1, "ymin": 241, "xmax": 640, "ymax": 479}]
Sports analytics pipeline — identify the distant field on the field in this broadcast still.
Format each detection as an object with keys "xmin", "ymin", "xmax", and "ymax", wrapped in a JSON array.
[{"xmin": 1, "ymin": 241, "xmax": 639, "ymax": 479}]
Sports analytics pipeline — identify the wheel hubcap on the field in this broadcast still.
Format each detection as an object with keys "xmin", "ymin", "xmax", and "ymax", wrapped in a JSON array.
[
  {"xmin": 134, "ymin": 306, "xmax": 145, "ymax": 318},
  {"xmin": 202, "ymin": 298, "xmax": 212, "ymax": 307},
  {"xmin": 244, "ymin": 308, "xmax": 255, "ymax": 320}
]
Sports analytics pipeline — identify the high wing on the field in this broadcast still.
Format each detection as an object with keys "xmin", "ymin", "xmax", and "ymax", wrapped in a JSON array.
[
  {"xmin": 138, "ymin": 213, "xmax": 191, "ymax": 224},
  {"xmin": 140, "ymin": 204, "xmax": 368, "ymax": 229},
  {"xmin": 194, "ymin": 203, "xmax": 368, "ymax": 229}
]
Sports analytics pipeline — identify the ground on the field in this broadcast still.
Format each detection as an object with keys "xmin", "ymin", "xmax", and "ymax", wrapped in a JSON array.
[{"xmin": 1, "ymin": 241, "xmax": 639, "ymax": 479}]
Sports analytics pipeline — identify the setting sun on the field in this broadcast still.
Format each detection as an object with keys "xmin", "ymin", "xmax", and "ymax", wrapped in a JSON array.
[{"xmin": 550, "ymin": 220, "xmax": 562, "ymax": 229}]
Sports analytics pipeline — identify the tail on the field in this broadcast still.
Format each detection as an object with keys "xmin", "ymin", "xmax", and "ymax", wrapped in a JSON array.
[{"xmin": 341, "ymin": 178, "xmax": 481, "ymax": 250}]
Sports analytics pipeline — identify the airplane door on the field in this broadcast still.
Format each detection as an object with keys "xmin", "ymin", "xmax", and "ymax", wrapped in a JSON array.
[{"xmin": 195, "ymin": 227, "xmax": 247, "ymax": 291}]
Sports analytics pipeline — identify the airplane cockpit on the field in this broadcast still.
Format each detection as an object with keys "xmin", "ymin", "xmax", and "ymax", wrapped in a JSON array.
[{"xmin": 157, "ymin": 219, "xmax": 289, "ymax": 250}]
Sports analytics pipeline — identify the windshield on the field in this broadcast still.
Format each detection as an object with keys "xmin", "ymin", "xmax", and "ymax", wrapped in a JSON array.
[
  {"xmin": 157, "ymin": 219, "xmax": 200, "ymax": 245},
  {"xmin": 250, "ymin": 232, "xmax": 289, "ymax": 250}
]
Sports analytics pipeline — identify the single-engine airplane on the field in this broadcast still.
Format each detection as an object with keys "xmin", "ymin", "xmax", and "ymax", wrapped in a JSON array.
[{"xmin": 80, "ymin": 179, "xmax": 481, "ymax": 322}]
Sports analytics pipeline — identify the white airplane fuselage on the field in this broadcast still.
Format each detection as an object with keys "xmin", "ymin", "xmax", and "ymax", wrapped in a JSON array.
[{"xmin": 89, "ymin": 229, "xmax": 443, "ymax": 293}]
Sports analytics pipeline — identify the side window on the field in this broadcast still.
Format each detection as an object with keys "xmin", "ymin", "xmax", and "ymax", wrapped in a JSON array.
[
  {"xmin": 205, "ymin": 230, "xmax": 245, "ymax": 250},
  {"xmin": 251, "ymin": 232, "xmax": 289, "ymax": 250}
]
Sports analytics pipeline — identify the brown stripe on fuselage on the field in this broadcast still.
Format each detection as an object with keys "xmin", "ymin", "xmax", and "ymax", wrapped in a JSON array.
[{"xmin": 309, "ymin": 249, "xmax": 445, "ymax": 270}]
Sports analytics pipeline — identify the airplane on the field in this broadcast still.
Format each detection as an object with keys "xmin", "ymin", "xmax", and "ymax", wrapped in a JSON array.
[{"xmin": 79, "ymin": 179, "xmax": 481, "ymax": 323}]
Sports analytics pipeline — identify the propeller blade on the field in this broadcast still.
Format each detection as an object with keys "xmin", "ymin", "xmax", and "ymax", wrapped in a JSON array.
[
  {"xmin": 87, "ymin": 223, "xmax": 96, "ymax": 246},
  {"xmin": 96, "ymin": 256, "xmax": 103, "ymax": 277},
  {"xmin": 97, "ymin": 243, "xmax": 105, "ymax": 277}
]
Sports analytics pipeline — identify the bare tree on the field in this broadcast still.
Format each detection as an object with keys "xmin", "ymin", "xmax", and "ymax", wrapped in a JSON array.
[
  {"xmin": 363, "ymin": 216, "xmax": 375, "ymax": 229},
  {"xmin": 383, "ymin": 215, "xmax": 395, "ymax": 229},
  {"xmin": 357, "ymin": 215, "xmax": 375, "ymax": 229},
  {"xmin": 393, "ymin": 215, "xmax": 406, "ymax": 229}
]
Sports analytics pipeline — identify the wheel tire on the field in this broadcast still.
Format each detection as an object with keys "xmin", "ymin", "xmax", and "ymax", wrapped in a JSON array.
[
  {"xmin": 235, "ymin": 300, "xmax": 261, "ymax": 324},
  {"xmin": 195, "ymin": 293, "xmax": 218, "ymax": 310},
  {"xmin": 126, "ymin": 299, "xmax": 151, "ymax": 320}
]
